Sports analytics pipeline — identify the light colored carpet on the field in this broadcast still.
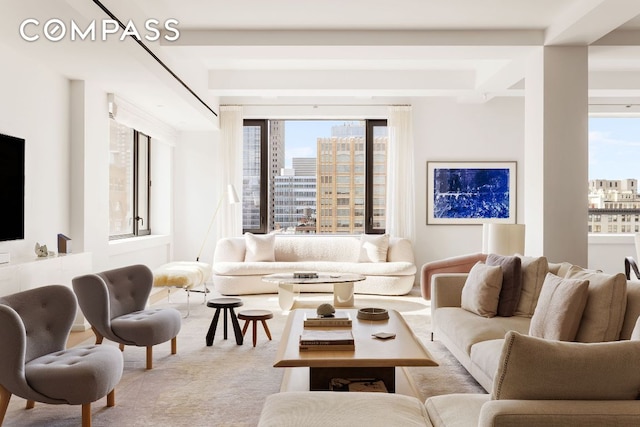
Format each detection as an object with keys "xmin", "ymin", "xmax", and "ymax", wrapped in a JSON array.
[{"xmin": 4, "ymin": 286, "xmax": 484, "ymax": 426}]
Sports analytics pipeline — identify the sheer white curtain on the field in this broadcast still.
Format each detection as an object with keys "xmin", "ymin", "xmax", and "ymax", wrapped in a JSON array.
[
  {"xmin": 386, "ymin": 105, "xmax": 415, "ymax": 242},
  {"xmin": 216, "ymin": 106, "xmax": 243, "ymax": 238}
]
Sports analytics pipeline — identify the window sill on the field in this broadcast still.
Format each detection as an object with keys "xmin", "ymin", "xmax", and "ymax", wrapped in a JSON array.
[{"xmin": 108, "ymin": 234, "xmax": 171, "ymax": 256}]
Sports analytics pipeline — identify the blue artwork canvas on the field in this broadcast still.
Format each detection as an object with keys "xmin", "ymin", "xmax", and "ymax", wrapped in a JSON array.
[{"xmin": 427, "ymin": 162, "xmax": 516, "ymax": 224}]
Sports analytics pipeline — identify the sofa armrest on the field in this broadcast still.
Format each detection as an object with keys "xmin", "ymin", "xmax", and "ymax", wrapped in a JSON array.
[
  {"xmin": 420, "ymin": 253, "xmax": 486, "ymax": 299},
  {"xmin": 430, "ymin": 273, "xmax": 467, "ymax": 336},
  {"xmin": 479, "ymin": 400, "xmax": 640, "ymax": 427}
]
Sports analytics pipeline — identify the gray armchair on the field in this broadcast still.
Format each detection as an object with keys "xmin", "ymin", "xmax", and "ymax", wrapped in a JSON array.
[
  {"xmin": 72, "ymin": 264, "xmax": 182, "ymax": 370},
  {"xmin": 0, "ymin": 285, "xmax": 123, "ymax": 427}
]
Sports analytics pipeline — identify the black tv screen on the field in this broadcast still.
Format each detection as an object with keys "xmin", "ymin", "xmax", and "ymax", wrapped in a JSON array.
[{"xmin": 0, "ymin": 133, "xmax": 25, "ymax": 241}]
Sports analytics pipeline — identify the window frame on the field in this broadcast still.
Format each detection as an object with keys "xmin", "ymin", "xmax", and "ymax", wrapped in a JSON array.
[
  {"xmin": 242, "ymin": 118, "xmax": 386, "ymax": 235},
  {"xmin": 109, "ymin": 119, "xmax": 152, "ymax": 240}
]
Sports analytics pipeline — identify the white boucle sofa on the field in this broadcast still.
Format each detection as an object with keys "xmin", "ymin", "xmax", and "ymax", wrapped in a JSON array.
[{"xmin": 212, "ymin": 235, "xmax": 416, "ymax": 295}]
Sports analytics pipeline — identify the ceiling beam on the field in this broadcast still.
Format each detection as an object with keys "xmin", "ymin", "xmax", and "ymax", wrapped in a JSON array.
[{"xmin": 544, "ymin": 0, "xmax": 640, "ymax": 45}]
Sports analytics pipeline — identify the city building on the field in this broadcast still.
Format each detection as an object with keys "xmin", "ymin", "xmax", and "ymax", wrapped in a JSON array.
[{"xmin": 589, "ymin": 179, "xmax": 640, "ymax": 233}]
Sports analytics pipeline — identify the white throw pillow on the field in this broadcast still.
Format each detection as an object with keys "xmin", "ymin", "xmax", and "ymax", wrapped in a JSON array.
[
  {"xmin": 244, "ymin": 232, "xmax": 276, "ymax": 262},
  {"xmin": 358, "ymin": 234, "xmax": 390, "ymax": 263}
]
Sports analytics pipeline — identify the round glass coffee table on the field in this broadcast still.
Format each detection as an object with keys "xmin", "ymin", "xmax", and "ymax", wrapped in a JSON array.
[{"xmin": 261, "ymin": 272, "xmax": 365, "ymax": 311}]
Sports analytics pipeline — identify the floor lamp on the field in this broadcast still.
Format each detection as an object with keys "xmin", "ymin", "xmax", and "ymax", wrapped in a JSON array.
[
  {"xmin": 196, "ymin": 184, "xmax": 240, "ymax": 262},
  {"xmin": 482, "ymin": 223, "xmax": 526, "ymax": 256}
]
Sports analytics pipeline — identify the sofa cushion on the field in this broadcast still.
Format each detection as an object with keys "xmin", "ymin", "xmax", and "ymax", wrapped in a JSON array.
[
  {"xmin": 461, "ymin": 262, "xmax": 502, "ymax": 318},
  {"xmin": 486, "ymin": 253, "xmax": 522, "ymax": 317},
  {"xmin": 529, "ymin": 273, "xmax": 589, "ymax": 341},
  {"xmin": 469, "ymin": 338, "xmax": 504, "ymax": 388},
  {"xmin": 214, "ymin": 260, "xmax": 416, "ymax": 277},
  {"xmin": 435, "ymin": 307, "xmax": 531, "ymax": 355},
  {"xmin": 358, "ymin": 234, "xmax": 390, "ymax": 263},
  {"xmin": 492, "ymin": 331, "xmax": 640, "ymax": 400},
  {"xmin": 258, "ymin": 391, "xmax": 431, "ymax": 427},
  {"xmin": 514, "ymin": 256, "xmax": 549, "ymax": 317},
  {"xmin": 425, "ymin": 393, "xmax": 490, "ymax": 427},
  {"xmin": 565, "ymin": 265, "xmax": 627, "ymax": 342},
  {"xmin": 244, "ymin": 233, "xmax": 275, "ymax": 262}
]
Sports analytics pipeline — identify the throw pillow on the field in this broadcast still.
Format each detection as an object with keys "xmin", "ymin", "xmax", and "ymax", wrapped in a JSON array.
[
  {"xmin": 492, "ymin": 331, "xmax": 640, "ymax": 401},
  {"xmin": 486, "ymin": 253, "xmax": 522, "ymax": 317},
  {"xmin": 513, "ymin": 255, "xmax": 549, "ymax": 317},
  {"xmin": 529, "ymin": 273, "xmax": 589, "ymax": 341},
  {"xmin": 244, "ymin": 232, "xmax": 276, "ymax": 262},
  {"xmin": 565, "ymin": 265, "xmax": 627, "ymax": 342},
  {"xmin": 358, "ymin": 234, "xmax": 390, "ymax": 263},
  {"xmin": 461, "ymin": 262, "xmax": 503, "ymax": 318}
]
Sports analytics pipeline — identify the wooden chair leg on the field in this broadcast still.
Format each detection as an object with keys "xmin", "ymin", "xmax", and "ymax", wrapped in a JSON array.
[
  {"xmin": 107, "ymin": 389, "xmax": 115, "ymax": 407},
  {"xmin": 26, "ymin": 400, "xmax": 35, "ymax": 409},
  {"xmin": 119, "ymin": 343, "xmax": 125, "ymax": 352},
  {"xmin": 0, "ymin": 384, "xmax": 12, "ymax": 425},
  {"xmin": 261, "ymin": 320, "xmax": 272, "ymax": 341},
  {"xmin": 92, "ymin": 326, "xmax": 104, "ymax": 345},
  {"xmin": 82, "ymin": 402, "xmax": 91, "ymax": 427},
  {"xmin": 146, "ymin": 346, "xmax": 153, "ymax": 370},
  {"xmin": 171, "ymin": 336, "xmax": 177, "ymax": 355}
]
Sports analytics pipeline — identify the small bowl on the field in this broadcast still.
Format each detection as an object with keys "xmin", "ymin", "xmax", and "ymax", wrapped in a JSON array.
[{"xmin": 357, "ymin": 307, "xmax": 389, "ymax": 321}]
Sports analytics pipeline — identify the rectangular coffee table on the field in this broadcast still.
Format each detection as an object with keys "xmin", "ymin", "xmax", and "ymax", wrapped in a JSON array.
[{"xmin": 273, "ymin": 308, "xmax": 437, "ymax": 398}]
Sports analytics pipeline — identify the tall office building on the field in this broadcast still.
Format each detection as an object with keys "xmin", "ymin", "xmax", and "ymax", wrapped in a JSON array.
[
  {"xmin": 242, "ymin": 125, "xmax": 262, "ymax": 231},
  {"xmin": 268, "ymin": 120, "xmax": 285, "ymax": 231},
  {"xmin": 292, "ymin": 157, "xmax": 316, "ymax": 176},
  {"xmin": 272, "ymin": 169, "xmax": 317, "ymax": 233},
  {"xmin": 316, "ymin": 123, "xmax": 387, "ymax": 234}
]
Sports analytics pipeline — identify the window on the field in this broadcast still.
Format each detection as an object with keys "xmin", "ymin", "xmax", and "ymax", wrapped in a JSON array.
[
  {"xmin": 109, "ymin": 119, "xmax": 151, "ymax": 238},
  {"xmin": 242, "ymin": 119, "xmax": 387, "ymax": 234}
]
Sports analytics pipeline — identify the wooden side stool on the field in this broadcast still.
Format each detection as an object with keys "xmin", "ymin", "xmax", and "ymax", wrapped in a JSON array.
[
  {"xmin": 206, "ymin": 297, "xmax": 244, "ymax": 346},
  {"xmin": 238, "ymin": 310, "xmax": 273, "ymax": 347}
]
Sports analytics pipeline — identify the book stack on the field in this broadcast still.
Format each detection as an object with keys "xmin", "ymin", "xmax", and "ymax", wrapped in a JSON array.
[
  {"xmin": 299, "ymin": 330, "xmax": 355, "ymax": 351},
  {"xmin": 303, "ymin": 311, "xmax": 352, "ymax": 327},
  {"xmin": 293, "ymin": 271, "xmax": 318, "ymax": 279}
]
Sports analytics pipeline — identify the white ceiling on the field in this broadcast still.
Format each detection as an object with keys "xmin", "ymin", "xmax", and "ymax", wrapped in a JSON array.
[{"xmin": 3, "ymin": 0, "xmax": 640, "ymax": 130}]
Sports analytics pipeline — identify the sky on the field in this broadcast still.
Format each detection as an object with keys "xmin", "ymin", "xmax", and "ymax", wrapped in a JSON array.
[
  {"xmin": 281, "ymin": 117, "xmax": 640, "ymax": 181},
  {"xmin": 589, "ymin": 117, "xmax": 640, "ymax": 180},
  {"xmin": 283, "ymin": 120, "xmax": 360, "ymax": 168}
]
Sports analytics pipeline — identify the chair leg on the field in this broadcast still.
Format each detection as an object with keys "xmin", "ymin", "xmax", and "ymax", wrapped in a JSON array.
[
  {"xmin": 171, "ymin": 337, "xmax": 177, "ymax": 355},
  {"xmin": 261, "ymin": 320, "xmax": 272, "ymax": 341},
  {"xmin": 82, "ymin": 402, "xmax": 91, "ymax": 427},
  {"xmin": 92, "ymin": 326, "xmax": 104, "ymax": 345},
  {"xmin": 26, "ymin": 400, "xmax": 35, "ymax": 409},
  {"xmin": 0, "ymin": 384, "xmax": 12, "ymax": 425},
  {"xmin": 107, "ymin": 389, "xmax": 115, "ymax": 407},
  {"xmin": 146, "ymin": 346, "xmax": 153, "ymax": 370},
  {"xmin": 119, "ymin": 343, "xmax": 125, "ymax": 352}
]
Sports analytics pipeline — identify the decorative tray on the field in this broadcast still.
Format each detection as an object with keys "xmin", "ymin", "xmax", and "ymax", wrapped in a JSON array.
[{"xmin": 357, "ymin": 307, "xmax": 389, "ymax": 321}]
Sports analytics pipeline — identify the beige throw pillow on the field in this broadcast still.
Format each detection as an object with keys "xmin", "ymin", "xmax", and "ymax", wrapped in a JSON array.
[
  {"xmin": 493, "ymin": 331, "xmax": 640, "ymax": 401},
  {"xmin": 514, "ymin": 255, "xmax": 549, "ymax": 317},
  {"xmin": 461, "ymin": 262, "xmax": 503, "ymax": 318},
  {"xmin": 565, "ymin": 265, "xmax": 627, "ymax": 342},
  {"xmin": 486, "ymin": 254, "xmax": 522, "ymax": 317},
  {"xmin": 529, "ymin": 273, "xmax": 589, "ymax": 341},
  {"xmin": 358, "ymin": 234, "xmax": 390, "ymax": 263},
  {"xmin": 244, "ymin": 232, "xmax": 276, "ymax": 262}
]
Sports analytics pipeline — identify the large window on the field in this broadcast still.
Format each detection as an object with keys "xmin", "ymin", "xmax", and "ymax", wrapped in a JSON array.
[
  {"xmin": 109, "ymin": 119, "xmax": 151, "ymax": 239},
  {"xmin": 242, "ymin": 119, "xmax": 387, "ymax": 235}
]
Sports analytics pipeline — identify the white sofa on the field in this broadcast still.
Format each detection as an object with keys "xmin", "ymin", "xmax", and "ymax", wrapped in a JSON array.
[{"xmin": 212, "ymin": 235, "xmax": 416, "ymax": 295}]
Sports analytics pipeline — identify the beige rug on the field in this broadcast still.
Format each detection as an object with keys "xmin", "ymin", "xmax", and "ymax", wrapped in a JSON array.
[{"xmin": 4, "ymin": 287, "xmax": 484, "ymax": 426}]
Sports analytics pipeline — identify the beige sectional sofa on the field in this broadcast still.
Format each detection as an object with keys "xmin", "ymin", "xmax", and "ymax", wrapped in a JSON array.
[
  {"xmin": 257, "ymin": 255, "xmax": 640, "ymax": 426},
  {"xmin": 212, "ymin": 234, "xmax": 416, "ymax": 295}
]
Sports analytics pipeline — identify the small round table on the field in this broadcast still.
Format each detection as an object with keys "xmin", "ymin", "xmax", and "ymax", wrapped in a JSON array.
[
  {"xmin": 206, "ymin": 297, "xmax": 243, "ymax": 346},
  {"xmin": 238, "ymin": 309, "xmax": 274, "ymax": 347}
]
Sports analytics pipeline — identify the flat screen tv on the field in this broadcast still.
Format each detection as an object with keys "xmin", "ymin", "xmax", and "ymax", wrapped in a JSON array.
[{"xmin": 0, "ymin": 133, "xmax": 25, "ymax": 241}]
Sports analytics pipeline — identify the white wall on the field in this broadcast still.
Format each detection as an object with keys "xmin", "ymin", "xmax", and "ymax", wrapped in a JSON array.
[
  {"xmin": 0, "ymin": 44, "xmax": 71, "ymax": 261},
  {"xmin": 173, "ymin": 131, "xmax": 220, "ymax": 263},
  {"xmin": 412, "ymin": 97, "xmax": 525, "ymax": 271}
]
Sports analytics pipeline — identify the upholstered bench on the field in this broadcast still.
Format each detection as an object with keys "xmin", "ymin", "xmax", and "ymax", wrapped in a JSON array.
[{"xmin": 153, "ymin": 261, "xmax": 212, "ymax": 315}]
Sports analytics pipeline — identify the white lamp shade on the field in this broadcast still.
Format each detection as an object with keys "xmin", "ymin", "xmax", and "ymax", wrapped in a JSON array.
[{"xmin": 482, "ymin": 224, "xmax": 525, "ymax": 256}]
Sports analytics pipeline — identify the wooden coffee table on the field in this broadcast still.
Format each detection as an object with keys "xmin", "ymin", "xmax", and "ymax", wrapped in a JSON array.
[
  {"xmin": 273, "ymin": 308, "xmax": 437, "ymax": 398},
  {"xmin": 262, "ymin": 272, "xmax": 365, "ymax": 310}
]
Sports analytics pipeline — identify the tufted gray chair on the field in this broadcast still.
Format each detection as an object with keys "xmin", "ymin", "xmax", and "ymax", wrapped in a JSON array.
[
  {"xmin": 0, "ymin": 285, "xmax": 123, "ymax": 427},
  {"xmin": 72, "ymin": 264, "xmax": 182, "ymax": 370}
]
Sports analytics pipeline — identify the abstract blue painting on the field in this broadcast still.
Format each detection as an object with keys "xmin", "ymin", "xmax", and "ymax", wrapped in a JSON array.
[{"xmin": 427, "ymin": 162, "xmax": 516, "ymax": 224}]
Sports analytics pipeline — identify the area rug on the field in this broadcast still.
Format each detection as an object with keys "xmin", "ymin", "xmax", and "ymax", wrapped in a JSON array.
[{"xmin": 4, "ymin": 287, "xmax": 484, "ymax": 426}]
